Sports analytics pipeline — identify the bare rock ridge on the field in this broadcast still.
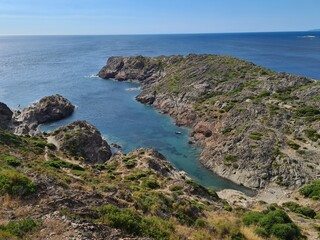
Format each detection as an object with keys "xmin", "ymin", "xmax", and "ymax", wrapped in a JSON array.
[
  {"xmin": 99, "ymin": 54, "xmax": 320, "ymax": 190},
  {"xmin": 50, "ymin": 120, "xmax": 112, "ymax": 164},
  {"xmin": 11, "ymin": 94, "xmax": 75, "ymax": 135}
]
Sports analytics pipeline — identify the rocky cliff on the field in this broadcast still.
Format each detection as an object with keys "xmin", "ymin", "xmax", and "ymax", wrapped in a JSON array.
[
  {"xmin": 99, "ymin": 55, "xmax": 320, "ymax": 190},
  {"xmin": 50, "ymin": 120, "xmax": 112, "ymax": 164},
  {"xmin": 11, "ymin": 94, "xmax": 75, "ymax": 135},
  {"xmin": 0, "ymin": 102, "xmax": 13, "ymax": 130}
]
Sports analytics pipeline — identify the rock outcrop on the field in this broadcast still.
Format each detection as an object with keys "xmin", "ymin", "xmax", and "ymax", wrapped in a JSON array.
[
  {"xmin": 99, "ymin": 54, "xmax": 320, "ymax": 190},
  {"xmin": 12, "ymin": 94, "xmax": 75, "ymax": 135},
  {"xmin": 50, "ymin": 120, "xmax": 112, "ymax": 164},
  {"xmin": 0, "ymin": 102, "xmax": 13, "ymax": 130}
]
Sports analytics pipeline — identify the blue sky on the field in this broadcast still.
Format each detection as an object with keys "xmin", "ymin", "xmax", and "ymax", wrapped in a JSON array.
[{"xmin": 0, "ymin": 0, "xmax": 319, "ymax": 35}]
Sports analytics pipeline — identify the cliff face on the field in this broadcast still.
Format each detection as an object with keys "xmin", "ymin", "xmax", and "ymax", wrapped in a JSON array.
[
  {"xmin": 11, "ymin": 94, "xmax": 75, "ymax": 135},
  {"xmin": 0, "ymin": 102, "xmax": 13, "ymax": 130},
  {"xmin": 99, "ymin": 54, "xmax": 320, "ymax": 189},
  {"xmin": 50, "ymin": 120, "xmax": 112, "ymax": 164}
]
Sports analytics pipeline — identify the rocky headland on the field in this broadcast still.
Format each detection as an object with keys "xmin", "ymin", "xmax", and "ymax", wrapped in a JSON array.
[
  {"xmin": 0, "ymin": 94, "xmax": 75, "ymax": 135},
  {"xmin": 99, "ymin": 54, "xmax": 320, "ymax": 190}
]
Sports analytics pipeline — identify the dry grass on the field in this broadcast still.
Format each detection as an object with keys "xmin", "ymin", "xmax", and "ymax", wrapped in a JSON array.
[
  {"xmin": 0, "ymin": 195, "xmax": 20, "ymax": 209},
  {"xmin": 29, "ymin": 216, "xmax": 75, "ymax": 240},
  {"xmin": 240, "ymin": 226, "xmax": 265, "ymax": 240}
]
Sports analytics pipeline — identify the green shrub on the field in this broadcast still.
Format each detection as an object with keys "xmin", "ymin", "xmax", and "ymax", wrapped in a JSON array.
[
  {"xmin": 0, "ymin": 170, "xmax": 36, "ymax": 197},
  {"xmin": 142, "ymin": 179, "xmax": 160, "ymax": 189},
  {"xmin": 299, "ymin": 180, "xmax": 320, "ymax": 200},
  {"xmin": 45, "ymin": 158, "xmax": 84, "ymax": 171},
  {"xmin": 46, "ymin": 143, "xmax": 57, "ymax": 150},
  {"xmin": 259, "ymin": 90, "xmax": 271, "ymax": 98},
  {"xmin": 194, "ymin": 218, "xmax": 208, "ymax": 228},
  {"xmin": 3, "ymin": 155, "xmax": 21, "ymax": 167},
  {"xmin": 223, "ymin": 205, "xmax": 233, "ymax": 212},
  {"xmin": 270, "ymin": 223, "xmax": 300, "ymax": 240},
  {"xmin": 294, "ymin": 106, "xmax": 320, "ymax": 121},
  {"xmin": 0, "ymin": 217, "xmax": 38, "ymax": 237},
  {"xmin": 304, "ymin": 129, "xmax": 320, "ymax": 142},
  {"xmin": 169, "ymin": 185, "xmax": 183, "ymax": 192},
  {"xmin": 126, "ymin": 171, "xmax": 148, "ymax": 181},
  {"xmin": 92, "ymin": 164, "xmax": 107, "ymax": 171},
  {"xmin": 125, "ymin": 160, "xmax": 137, "ymax": 169},
  {"xmin": 282, "ymin": 202, "xmax": 316, "ymax": 218},
  {"xmin": 98, "ymin": 205, "xmax": 173, "ymax": 239},
  {"xmin": 249, "ymin": 132, "xmax": 263, "ymax": 141},
  {"xmin": 242, "ymin": 209, "xmax": 301, "ymax": 240},
  {"xmin": 224, "ymin": 155, "xmax": 238, "ymax": 162},
  {"xmin": 287, "ymin": 141, "xmax": 300, "ymax": 150},
  {"xmin": 222, "ymin": 127, "xmax": 233, "ymax": 134},
  {"xmin": 242, "ymin": 211, "xmax": 264, "ymax": 225}
]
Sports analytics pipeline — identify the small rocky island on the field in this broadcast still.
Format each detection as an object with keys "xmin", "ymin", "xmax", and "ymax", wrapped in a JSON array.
[{"xmin": 99, "ymin": 54, "xmax": 320, "ymax": 190}]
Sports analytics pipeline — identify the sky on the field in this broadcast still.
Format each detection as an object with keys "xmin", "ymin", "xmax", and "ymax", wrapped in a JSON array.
[{"xmin": 0, "ymin": 0, "xmax": 319, "ymax": 35}]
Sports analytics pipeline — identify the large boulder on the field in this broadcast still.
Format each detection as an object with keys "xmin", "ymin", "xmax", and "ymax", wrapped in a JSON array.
[
  {"xmin": 51, "ymin": 121, "xmax": 112, "ymax": 164},
  {"xmin": 13, "ymin": 95, "xmax": 75, "ymax": 135},
  {"xmin": 0, "ymin": 102, "xmax": 13, "ymax": 130}
]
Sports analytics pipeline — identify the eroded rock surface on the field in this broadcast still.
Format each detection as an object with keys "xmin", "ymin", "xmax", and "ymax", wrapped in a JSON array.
[
  {"xmin": 99, "ymin": 54, "xmax": 320, "ymax": 190},
  {"xmin": 50, "ymin": 120, "xmax": 112, "ymax": 164},
  {"xmin": 0, "ymin": 102, "xmax": 13, "ymax": 130},
  {"xmin": 12, "ymin": 94, "xmax": 75, "ymax": 135}
]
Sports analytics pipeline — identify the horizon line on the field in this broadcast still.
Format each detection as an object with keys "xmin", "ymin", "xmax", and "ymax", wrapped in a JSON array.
[{"xmin": 0, "ymin": 30, "xmax": 315, "ymax": 37}]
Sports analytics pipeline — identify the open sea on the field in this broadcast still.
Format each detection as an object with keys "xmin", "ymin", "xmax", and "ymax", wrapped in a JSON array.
[{"xmin": 0, "ymin": 32, "xmax": 319, "ymax": 194}]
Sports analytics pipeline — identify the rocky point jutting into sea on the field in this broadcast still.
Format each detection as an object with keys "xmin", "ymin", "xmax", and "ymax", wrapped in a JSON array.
[{"xmin": 99, "ymin": 54, "xmax": 320, "ymax": 190}]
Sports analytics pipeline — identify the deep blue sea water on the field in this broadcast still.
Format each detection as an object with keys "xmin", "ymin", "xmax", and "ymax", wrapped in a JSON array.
[{"xmin": 0, "ymin": 32, "xmax": 319, "ymax": 194}]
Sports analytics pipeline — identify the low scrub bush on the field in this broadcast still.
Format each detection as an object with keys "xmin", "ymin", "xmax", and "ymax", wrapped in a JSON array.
[
  {"xmin": 98, "ymin": 205, "xmax": 173, "ymax": 239},
  {"xmin": 0, "ymin": 170, "xmax": 36, "ymax": 197},
  {"xmin": 3, "ymin": 155, "xmax": 21, "ymax": 167},
  {"xmin": 45, "ymin": 158, "xmax": 84, "ymax": 171},
  {"xmin": 299, "ymin": 180, "xmax": 320, "ymax": 200},
  {"xmin": 282, "ymin": 202, "xmax": 316, "ymax": 218},
  {"xmin": 142, "ymin": 179, "xmax": 160, "ymax": 189},
  {"xmin": 242, "ymin": 209, "xmax": 301, "ymax": 240},
  {"xmin": 0, "ymin": 217, "xmax": 38, "ymax": 238},
  {"xmin": 294, "ymin": 106, "xmax": 320, "ymax": 121}
]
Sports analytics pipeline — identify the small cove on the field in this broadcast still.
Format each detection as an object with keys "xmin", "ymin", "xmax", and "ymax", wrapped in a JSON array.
[
  {"xmin": 40, "ymin": 79, "xmax": 254, "ymax": 195},
  {"xmin": 1, "ymin": 33, "xmax": 319, "ymax": 195}
]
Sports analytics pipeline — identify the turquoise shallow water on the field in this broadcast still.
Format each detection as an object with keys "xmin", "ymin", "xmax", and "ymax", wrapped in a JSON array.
[{"xmin": 0, "ymin": 33, "xmax": 319, "ymax": 194}]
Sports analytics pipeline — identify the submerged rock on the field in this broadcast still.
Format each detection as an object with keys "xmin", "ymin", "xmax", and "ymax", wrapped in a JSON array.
[{"xmin": 51, "ymin": 120, "xmax": 112, "ymax": 164}]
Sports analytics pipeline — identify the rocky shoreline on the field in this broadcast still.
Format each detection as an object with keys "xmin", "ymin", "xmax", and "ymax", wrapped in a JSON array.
[
  {"xmin": 98, "ymin": 54, "xmax": 320, "ymax": 190},
  {"xmin": 1, "ymin": 92, "xmax": 319, "ymax": 239},
  {"xmin": 0, "ymin": 94, "xmax": 75, "ymax": 136}
]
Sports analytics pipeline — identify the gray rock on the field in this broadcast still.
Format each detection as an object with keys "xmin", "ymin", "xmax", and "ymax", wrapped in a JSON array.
[
  {"xmin": 0, "ymin": 102, "xmax": 13, "ymax": 130},
  {"xmin": 51, "ymin": 120, "xmax": 112, "ymax": 164},
  {"xmin": 12, "ymin": 94, "xmax": 75, "ymax": 135}
]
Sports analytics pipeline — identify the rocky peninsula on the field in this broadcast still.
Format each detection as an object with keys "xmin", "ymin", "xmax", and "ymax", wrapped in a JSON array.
[
  {"xmin": 0, "ymin": 94, "xmax": 75, "ymax": 136},
  {"xmin": 99, "ymin": 54, "xmax": 320, "ymax": 190}
]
